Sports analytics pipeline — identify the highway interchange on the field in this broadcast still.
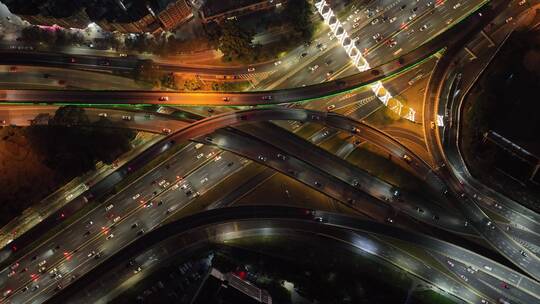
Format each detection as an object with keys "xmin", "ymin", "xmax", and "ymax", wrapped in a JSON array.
[{"xmin": 0, "ymin": 0, "xmax": 539, "ymax": 303}]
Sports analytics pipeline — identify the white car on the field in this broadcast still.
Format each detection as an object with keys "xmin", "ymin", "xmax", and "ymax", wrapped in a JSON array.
[
  {"xmin": 247, "ymin": 67, "xmax": 255, "ymax": 72},
  {"xmin": 326, "ymin": 104, "xmax": 336, "ymax": 111},
  {"xmin": 200, "ymin": 177, "xmax": 209, "ymax": 184},
  {"xmin": 310, "ymin": 65, "xmax": 319, "ymax": 72},
  {"xmin": 389, "ymin": 17, "xmax": 397, "ymax": 23},
  {"xmin": 105, "ymin": 204, "xmax": 114, "ymax": 211},
  {"xmin": 371, "ymin": 18, "xmax": 379, "ymax": 25},
  {"xmin": 98, "ymin": 113, "xmax": 107, "ymax": 118},
  {"xmin": 274, "ymin": 60, "xmax": 282, "ymax": 66},
  {"xmin": 353, "ymin": 22, "xmax": 360, "ymax": 28},
  {"xmin": 113, "ymin": 216, "xmax": 121, "ymax": 223},
  {"xmin": 106, "ymin": 234, "xmax": 114, "ymax": 240},
  {"xmin": 453, "ymin": 3, "xmax": 461, "ymax": 9},
  {"xmin": 408, "ymin": 14, "xmax": 417, "ymax": 21},
  {"xmin": 132, "ymin": 194, "xmax": 141, "ymax": 200}
]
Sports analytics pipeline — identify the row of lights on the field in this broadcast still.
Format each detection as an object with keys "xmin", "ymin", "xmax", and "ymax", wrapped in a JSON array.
[{"xmin": 314, "ymin": 0, "xmax": 416, "ymax": 121}]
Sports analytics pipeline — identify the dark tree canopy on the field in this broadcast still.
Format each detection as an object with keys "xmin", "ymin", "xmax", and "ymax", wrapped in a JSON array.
[{"xmin": 27, "ymin": 106, "xmax": 136, "ymax": 177}]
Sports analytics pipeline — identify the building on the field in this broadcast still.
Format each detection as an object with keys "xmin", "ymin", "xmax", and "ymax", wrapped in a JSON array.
[
  {"xmin": 200, "ymin": 0, "xmax": 286, "ymax": 24},
  {"xmin": 192, "ymin": 268, "xmax": 272, "ymax": 304},
  {"xmin": 157, "ymin": 0, "xmax": 194, "ymax": 31},
  {"xmin": 3, "ymin": 0, "xmax": 192, "ymax": 34}
]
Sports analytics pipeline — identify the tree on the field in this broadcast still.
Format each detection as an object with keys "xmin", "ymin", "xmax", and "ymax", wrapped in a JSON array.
[
  {"xmin": 26, "ymin": 106, "xmax": 135, "ymax": 178},
  {"xmin": 286, "ymin": 0, "xmax": 314, "ymax": 43},
  {"xmin": 218, "ymin": 21, "xmax": 259, "ymax": 63}
]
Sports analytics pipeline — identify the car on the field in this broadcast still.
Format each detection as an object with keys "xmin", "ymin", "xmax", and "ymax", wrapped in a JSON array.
[
  {"xmin": 388, "ymin": 39, "xmax": 397, "ymax": 48},
  {"xmin": 400, "ymin": 4, "xmax": 407, "ymax": 10},
  {"xmin": 144, "ymin": 202, "xmax": 153, "ymax": 208},
  {"xmin": 505, "ymin": 17, "xmax": 513, "ymax": 23},
  {"xmin": 137, "ymin": 229, "xmax": 145, "ymax": 236},
  {"xmin": 426, "ymin": 1, "xmax": 433, "ymax": 6},
  {"xmin": 10, "ymin": 262, "xmax": 19, "ymax": 270},
  {"xmin": 419, "ymin": 24, "xmax": 428, "ymax": 31},
  {"xmin": 122, "ymin": 115, "xmax": 131, "ymax": 121},
  {"xmin": 372, "ymin": 33, "xmax": 381, "ymax": 41},
  {"xmin": 38, "ymin": 266, "xmax": 47, "ymax": 273},
  {"xmin": 459, "ymin": 274, "xmax": 468, "ymax": 282},
  {"xmin": 105, "ymin": 204, "xmax": 114, "ymax": 211},
  {"xmin": 301, "ymin": 52, "xmax": 308, "ymax": 58},
  {"xmin": 314, "ymin": 181, "xmax": 322, "ymax": 187},
  {"xmin": 38, "ymin": 260, "xmax": 47, "ymax": 267},
  {"xmin": 453, "ymin": 3, "xmax": 461, "ymax": 9},
  {"xmin": 353, "ymin": 22, "xmax": 360, "ymax": 28},
  {"xmin": 501, "ymin": 282, "xmax": 509, "ymax": 289},
  {"xmin": 416, "ymin": 207, "xmax": 424, "ymax": 213},
  {"xmin": 519, "ymin": 0, "xmax": 527, "ymax": 5},
  {"xmin": 98, "ymin": 113, "xmax": 108, "ymax": 118},
  {"xmin": 353, "ymin": 17, "xmax": 361, "ymax": 23},
  {"xmin": 402, "ymin": 154, "xmax": 412, "ymax": 163},
  {"xmin": 196, "ymin": 153, "xmax": 204, "ymax": 159},
  {"xmin": 21, "ymin": 286, "xmax": 29, "ymax": 292},
  {"xmin": 247, "ymin": 67, "xmax": 255, "ymax": 72},
  {"xmin": 84, "ymin": 230, "xmax": 90, "ymax": 237},
  {"xmin": 483, "ymin": 265, "xmax": 492, "ymax": 271},
  {"xmin": 3, "ymin": 289, "xmax": 12, "ymax": 297},
  {"xmin": 519, "ymin": 250, "xmax": 527, "ymax": 257},
  {"xmin": 386, "ymin": 217, "xmax": 394, "ymax": 223},
  {"xmin": 261, "ymin": 95, "xmax": 272, "ymax": 101},
  {"xmin": 389, "ymin": 17, "xmax": 397, "ymax": 23},
  {"xmin": 257, "ymin": 155, "xmax": 267, "ymax": 162},
  {"xmin": 200, "ymin": 177, "xmax": 209, "ymax": 184},
  {"xmin": 113, "ymin": 216, "xmax": 121, "ymax": 223},
  {"xmin": 274, "ymin": 60, "xmax": 282, "ymax": 66},
  {"xmin": 132, "ymin": 194, "xmax": 141, "ymax": 200},
  {"xmin": 326, "ymin": 104, "xmax": 336, "ymax": 111},
  {"xmin": 131, "ymin": 222, "xmax": 139, "ymax": 229},
  {"xmin": 325, "ymin": 59, "xmax": 333, "ymax": 66},
  {"xmin": 371, "ymin": 18, "xmax": 379, "ymax": 25},
  {"xmin": 7, "ymin": 270, "xmax": 15, "ymax": 278},
  {"xmin": 222, "ymin": 97, "xmax": 230, "ymax": 102},
  {"xmin": 32, "ymin": 285, "xmax": 40, "ymax": 291},
  {"xmin": 310, "ymin": 65, "xmax": 319, "ymax": 72},
  {"xmin": 326, "ymin": 70, "xmax": 334, "ymax": 77},
  {"xmin": 162, "ymin": 128, "xmax": 172, "ymax": 134},
  {"xmin": 106, "ymin": 234, "xmax": 114, "ymax": 240},
  {"xmin": 314, "ymin": 217, "xmax": 325, "ymax": 222},
  {"xmin": 408, "ymin": 14, "xmax": 416, "ymax": 21},
  {"xmin": 158, "ymin": 96, "xmax": 169, "ymax": 101}
]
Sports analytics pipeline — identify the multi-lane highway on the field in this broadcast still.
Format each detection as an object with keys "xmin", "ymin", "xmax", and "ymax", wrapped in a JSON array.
[
  {"xmin": 46, "ymin": 206, "xmax": 540, "ymax": 304},
  {"xmin": 0, "ymin": 0, "xmax": 538, "ymax": 303},
  {"xmin": 423, "ymin": 0, "xmax": 540, "ymax": 281}
]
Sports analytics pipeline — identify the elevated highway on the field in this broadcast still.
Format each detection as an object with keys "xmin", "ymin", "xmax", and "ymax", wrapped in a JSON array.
[{"xmin": 48, "ymin": 206, "xmax": 540, "ymax": 304}]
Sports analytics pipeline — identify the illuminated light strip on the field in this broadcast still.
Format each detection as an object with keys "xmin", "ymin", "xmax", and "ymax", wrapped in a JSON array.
[
  {"xmin": 437, "ymin": 114, "xmax": 444, "ymax": 127},
  {"xmin": 315, "ymin": 0, "xmax": 416, "ymax": 122}
]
